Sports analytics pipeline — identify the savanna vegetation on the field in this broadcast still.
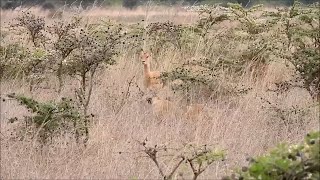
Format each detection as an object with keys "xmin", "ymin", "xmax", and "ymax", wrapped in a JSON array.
[
  {"xmin": 1, "ymin": 0, "xmax": 319, "ymax": 10},
  {"xmin": 0, "ymin": 0, "xmax": 319, "ymax": 179}
]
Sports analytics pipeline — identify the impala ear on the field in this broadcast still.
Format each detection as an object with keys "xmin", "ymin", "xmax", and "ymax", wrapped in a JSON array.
[{"xmin": 140, "ymin": 51, "xmax": 150, "ymax": 59}]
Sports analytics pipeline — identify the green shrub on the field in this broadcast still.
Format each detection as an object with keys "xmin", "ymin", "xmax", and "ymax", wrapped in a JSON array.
[
  {"xmin": 7, "ymin": 93, "xmax": 84, "ymax": 144},
  {"xmin": 263, "ymin": 1, "xmax": 320, "ymax": 102},
  {"xmin": 224, "ymin": 131, "xmax": 320, "ymax": 180},
  {"xmin": 47, "ymin": 16, "xmax": 82, "ymax": 93},
  {"xmin": 0, "ymin": 43, "xmax": 50, "ymax": 90},
  {"xmin": 286, "ymin": 1, "xmax": 320, "ymax": 101}
]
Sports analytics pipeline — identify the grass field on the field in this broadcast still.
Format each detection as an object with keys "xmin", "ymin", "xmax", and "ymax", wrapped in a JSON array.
[{"xmin": 0, "ymin": 3, "xmax": 319, "ymax": 179}]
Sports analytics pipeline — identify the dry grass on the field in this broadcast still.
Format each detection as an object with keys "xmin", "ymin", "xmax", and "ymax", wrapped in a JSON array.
[
  {"xmin": 0, "ymin": 5, "xmax": 198, "ymax": 25},
  {"xmin": 1, "ymin": 6, "xmax": 319, "ymax": 180}
]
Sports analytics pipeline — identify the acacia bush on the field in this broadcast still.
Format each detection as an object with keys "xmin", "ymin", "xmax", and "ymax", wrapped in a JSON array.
[
  {"xmin": 1, "ymin": 2, "xmax": 317, "ymax": 105},
  {"xmin": 146, "ymin": 21, "xmax": 185, "ymax": 53},
  {"xmin": 159, "ymin": 2, "xmax": 320, "ymax": 102},
  {"xmin": 256, "ymin": 1, "xmax": 320, "ymax": 102},
  {"xmin": 64, "ymin": 22, "xmax": 124, "ymax": 143},
  {"xmin": 2, "ymin": 12, "xmax": 124, "ymax": 144},
  {"xmin": 1, "ymin": 1, "xmax": 318, "ymax": 151},
  {"xmin": 124, "ymin": 140, "xmax": 225, "ymax": 180},
  {"xmin": 283, "ymin": 1, "xmax": 320, "ymax": 101},
  {"xmin": 0, "ymin": 43, "xmax": 29, "ymax": 78},
  {"xmin": 47, "ymin": 16, "xmax": 82, "ymax": 92},
  {"xmin": 0, "ymin": 2, "xmax": 319, "ymax": 179},
  {"xmin": 160, "ymin": 4, "xmax": 271, "ymax": 100},
  {"xmin": 224, "ymin": 131, "xmax": 320, "ymax": 180},
  {"xmin": 7, "ymin": 93, "xmax": 83, "ymax": 144},
  {"xmin": 10, "ymin": 11, "xmax": 46, "ymax": 48},
  {"xmin": 4, "ymin": 12, "xmax": 51, "ymax": 90},
  {"xmin": 0, "ymin": 43, "xmax": 50, "ymax": 91}
]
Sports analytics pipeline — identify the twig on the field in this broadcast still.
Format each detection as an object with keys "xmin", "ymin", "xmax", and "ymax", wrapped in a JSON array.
[{"xmin": 166, "ymin": 157, "xmax": 185, "ymax": 180}]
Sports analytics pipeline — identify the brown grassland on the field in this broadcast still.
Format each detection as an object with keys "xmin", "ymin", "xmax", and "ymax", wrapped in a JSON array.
[{"xmin": 0, "ymin": 3, "xmax": 319, "ymax": 179}]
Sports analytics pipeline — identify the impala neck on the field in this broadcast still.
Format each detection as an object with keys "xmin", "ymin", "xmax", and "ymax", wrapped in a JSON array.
[{"xmin": 144, "ymin": 62, "xmax": 150, "ymax": 75}]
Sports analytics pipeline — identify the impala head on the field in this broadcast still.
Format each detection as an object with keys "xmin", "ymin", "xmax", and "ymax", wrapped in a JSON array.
[
  {"xmin": 140, "ymin": 51, "xmax": 150, "ymax": 65},
  {"xmin": 145, "ymin": 92, "xmax": 158, "ymax": 104}
]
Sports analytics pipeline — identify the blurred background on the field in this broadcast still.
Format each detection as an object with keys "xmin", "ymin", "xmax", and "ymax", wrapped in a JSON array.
[{"xmin": 1, "ymin": 0, "xmax": 319, "ymax": 10}]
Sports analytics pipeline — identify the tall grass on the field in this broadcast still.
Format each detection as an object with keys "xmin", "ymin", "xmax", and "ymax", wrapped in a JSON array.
[{"xmin": 0, "ymin": 4, "xmax": 319, "ymax": 179}]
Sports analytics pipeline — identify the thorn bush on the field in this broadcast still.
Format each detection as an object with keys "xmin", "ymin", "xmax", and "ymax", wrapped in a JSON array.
[
  {"xmin": 134, "ymin": 139, "xmax": 225, "ymax": 180},
  {"xmin": 224, "ymin": 131, "xmax": 320, "ymax": 180},
  {"xmin": 7, "ymin": 93, "xmax": 83, "ymax": 144},
  {"xmin": 11, "ymin": 11, "xmax": 46, "ymax": 47}
]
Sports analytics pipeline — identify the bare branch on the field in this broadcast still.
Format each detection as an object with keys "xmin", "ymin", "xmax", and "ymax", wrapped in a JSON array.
[{"xmin": 166, "ymin": 156, "xmax": 185, "ymax": 180}]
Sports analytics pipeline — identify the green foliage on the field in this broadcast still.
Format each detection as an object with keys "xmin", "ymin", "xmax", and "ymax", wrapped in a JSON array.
[
  {"xmin": 65, "ymin": 22, "xmax": 123, "ymax": 76},
  {"xmin": 2, "ymin": 12, "xmax": 52, "ymax": 90},
  {"xmin": 224, "ymin": 131, "xmax": 320, "ymax": 180},
  {"xmin": 286, "ymin": 1, "xmax": 320, "ymax": 101},
  {"xmin": 121, "ymin": 22, "xmax": 145, "ymax": 54},
  {"xmin": 1, "ymin": 0, "xmax": 319, "ymax": 9},
  {"xmin": 47, "ymin": 16, "xmax": 82, "ymax": 92},
  {"xmin": 196, "ymin": 8, "xmax": 229, "ymax": 37},
  {"xmin": 228, "ymin": 3, "xmax": 271, "ymax": 34},
  {"xmin": 49, "ymin": 17, "xmax": 82, "ymax": 59},
  {"xmin": 2, "ymin": 13, "xmax": 123, "ymax": 144},
  {"xmin": 146, "ymin": 21, "xmax": 185, "ymax": 52},
  {"xmin": 161, "ymin": 4, "xmax": 272, "ymax": 99},
  {"xmin": 292, "ymin": 48, "xmax": 320, "ymax": 99},
  {"xmin": 260, "ymin": 1, "xmax": 320, "ymax": 101},
  {"xmin": 59, "ymin": 20, "xmax": 124, "ymax": 143},
  {"xmin": 0, "ymin": 43, "xmax": 29, "ymax": 77},
  {"xmin": 11, "ymin": 11, "xmax": 46, "ymax": 47},
  {"xmin": 161, "ymin": 58, "xmax": 238, "ymax": 101},
  {"xmin": 158, "ymin": 2, "xmax": 319, "ymax": 102},
  {"xmin": 7, "ymin": 93, "xmax": 83, "ymax": 144},
  {"xmin": 0, "ymin": 43, "xmax": 50, "ymax": 90},
  {"xmin": 226, "ymin": 3, "xmax": 278, "ymax": 76},
  {"xmin": 1, "ymin": 1, "xmax": 319, "ymax": 147}
]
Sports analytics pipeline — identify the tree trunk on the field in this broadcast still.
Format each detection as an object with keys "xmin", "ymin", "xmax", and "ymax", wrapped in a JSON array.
[{"xmin": 57, "ymin": 61, "xmax": 63, "ymax": 93}]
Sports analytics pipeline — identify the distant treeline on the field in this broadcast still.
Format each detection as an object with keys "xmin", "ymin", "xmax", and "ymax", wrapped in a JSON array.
[{"xmin": 1, "ymin": 0, "xmax": 319, "ymax": 10}]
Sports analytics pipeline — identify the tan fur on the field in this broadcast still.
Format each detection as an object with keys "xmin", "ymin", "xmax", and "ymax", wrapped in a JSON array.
[
  {"xmin": 140, "ymin": 51, "xmax": 163, "ymax": 91},
  {"xmin": 146, "ymin": 95, "xmax": 205, "ymax": 120},
  {"xmin": 146, "ymin": 96, "xmax": 175, "ymax": 117},
  {"xmin": 184, "ymin": 103, "xmax": 205, "ymax": 120}
]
